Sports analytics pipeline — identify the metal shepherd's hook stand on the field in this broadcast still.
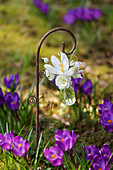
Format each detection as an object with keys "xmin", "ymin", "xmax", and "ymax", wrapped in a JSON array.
[{"xmin": 36, "ymin": 27, "xmax": 76, "ymax": 149}]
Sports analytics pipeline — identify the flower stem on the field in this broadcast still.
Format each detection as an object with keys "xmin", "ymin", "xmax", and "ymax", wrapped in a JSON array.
[
  {"xmin": 69, "ymin": 154, "xmax": 78, "ymax": 170},
  {"xmin": 1, "ymin": 105, "xmax": 8, "ymax": 117},
  {"xmin": 61, "ymin": 165, "xmax": 66, "ymax": 170},
  {"xmin": 24, "ymin": 157, "xmax": 31, "ymax": 170}
]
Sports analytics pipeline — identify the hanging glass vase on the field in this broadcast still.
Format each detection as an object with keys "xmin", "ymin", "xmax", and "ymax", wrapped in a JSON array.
[{"xmin": 60, "ymin": 86, "xmax": 76, "ymax": 106}]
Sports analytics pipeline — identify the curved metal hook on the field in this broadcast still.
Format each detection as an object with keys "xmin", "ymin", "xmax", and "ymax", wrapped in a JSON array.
[{"xmin": 35, "ymin": 27, "xmax": 76, "ymax": 149}]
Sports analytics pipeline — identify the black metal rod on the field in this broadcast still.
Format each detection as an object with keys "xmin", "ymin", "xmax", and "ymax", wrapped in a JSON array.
[{"xmin": 36, "ymin": 27, "xmax": 76, "ymax": 149}]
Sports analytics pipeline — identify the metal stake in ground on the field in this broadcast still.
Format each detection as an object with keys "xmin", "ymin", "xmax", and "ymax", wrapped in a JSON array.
[{"xmin": 36, "ymin": 27, "xmax": 76, "ymax": 149}]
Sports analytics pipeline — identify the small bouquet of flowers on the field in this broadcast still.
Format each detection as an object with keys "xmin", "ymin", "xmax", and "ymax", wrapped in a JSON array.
[{"xmin": 42, "ymin": 52, "xmax": 84, "ymax": 105}]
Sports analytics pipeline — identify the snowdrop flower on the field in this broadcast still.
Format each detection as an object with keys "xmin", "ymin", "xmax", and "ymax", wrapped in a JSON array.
[
  {"xmin": 44, "ymin": 53, "xmax": 74, "ymax": 76},
  {"xmin": 42, "ymin": 57, "xmax": 49, "ymax": 63},
  {"xmin": 55, "ymin": 75, "xmax": 71, "ymax": 90}
]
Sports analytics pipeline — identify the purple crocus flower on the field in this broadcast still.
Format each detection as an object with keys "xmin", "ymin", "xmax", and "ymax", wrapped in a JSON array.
[
  {"xmin": 4, "ymin": 92, "xmax": 19, "ymax": 111},
  {"xmin": 71, "ymin": 77, "xmax": 82, "ymax": 94},
  {"xmin": 55, "ymin": 129, "xmax": 76, "ymax": 151},
  {"xmin": 91, "ymin": 9, "xmax": 101, "ymax": 20},
  {"xmin": 84, "ymin": 145, "xmax": 100, "ymax": 163},
  {"xmin": 74, "ymin": 7, "xmax": 83, "ymax": 20},
  {"xmin": 80, "ymin": 79, "xmax": 93, "ymax": 96},
  {"xmin": 63, "ymin": 9, "xmax": 76, "ymax": 24},
  {"xmin": 100, "ymin": 145, "xmax": 111, "ymax": 162},
  {"xmin": 83, "ymin": 8, "xmax": 92, "ymax": 21},
  {"xmin": 34, "ymin": 0, "xmax": 41, "ymax": 8},
  {"xmin": 98, "ymin": 99, "xmax": 113, "ymax": 114},
  {"xmin": 34, "ymin": 0, "xmax": 49, "ymax": 15},
  {"xmin": 11, "ymin": 136, "xmax": 29, "ymax": 157},
  {"xmin": 63, "ymin": 7, "xmax": 101, "ymax": 24},
  {"xmin": 100, "ymin": 110, "xmax": 113, "ymax": 132},
  {"xmin": 44, "ymin": 144, "xmax": 63, "ymax": 167},
  {"xmin": 92, "ymin": 156, "xmax": 110, "ymax": 170},
  {"xmin": 0, "ymin": 88, "xmax": 4, "ymax": 107},
  {"xmin": 40, "ymin": 3, "xmax": 49, "ymax": 15},
  {"xmin": 0, "ymin": 131, "xmax": 14, "ymax": 151},
  {"xmin": 4, "ymin": 74, "xmax": 19, "ymax": 89}
]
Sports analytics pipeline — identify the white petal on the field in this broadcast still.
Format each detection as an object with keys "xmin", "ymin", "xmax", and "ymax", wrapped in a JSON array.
[
  {"xmin": 44, "ymin": 64, "xmax": 56, "ymax": 74},
  {"xmin": 74, "ymin": 62, "xmax": 80, "ymax": 70},
  {"xmin": 64, "ymin": 67, "xmax": 74, "ymax": 76},
  {"xmin": 70, "ymin": 60, "xmax": 75, "ymax": 66},
  {"xmin": 45, "ymin": 70, "xmax": 49, "ymax": 77},
  {"xmin": 42, "ymin": 57, "xmax": 49, "ymax": 63},
  {"xmin": 51, "ymin": 55, "xmax": 61, "ymax": 69},
  {"xmin": 61, "ymin": 53, "xmax": 69, "ymax": 71}
]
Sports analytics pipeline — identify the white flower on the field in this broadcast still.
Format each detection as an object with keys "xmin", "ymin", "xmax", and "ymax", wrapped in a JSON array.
[
  {"xmin": 55, "ymin": 75, "xmax": 71, "ymax": 90},
  {"xmin": 44, "ymin": 70, "xmax": 55, "ymax": 80},
  {"xmin": 44, "ymin": 52, "xmax": 74, "ymax": 76},
  {"xmin": 48, "ymin": 73, "xmax": 55, "ymax": 81},
  {"xmin": 42, "ymin": 57, "xmax": 49, "ymax": 63},
  {"xmin": 71, "ymin": 61, "xmax": 84, "ymax": 79},
  {"xmin": 70, "ymin": 60, "xmax": 75, "ymax": 66}
]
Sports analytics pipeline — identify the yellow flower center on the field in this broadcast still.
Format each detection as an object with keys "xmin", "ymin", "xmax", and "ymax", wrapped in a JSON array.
[
  {"xmin": 98, "ymin": 169, "xmax": 102, "ymax": 170},
  {"xmin": 11, "ymin": 101, "xmax": 15, "ymax": 104},
  {"xmin": 59, "ymin": 63, "xmax": 64, "ymax": 73},
  {"xmin": 51, "ymin": 154, "xmax": 57, "ymax": 159},
  {"xmin": 18, "ymin": 144, "xmax": 21, "ymax": 147},
  {"xmin": 108, "ymin": 120, "xmax": 112, "ymax": 124},
  {"xmin": 89, "ymin": 152, "xmax": 92, "ymax": 154},
  {"xmin": 104, "ymin": 154, "xmax": 106, "ymax": 156},
  {"xmin": 61, "ymin": 138, "xmax": 64, "ymax": 142},
  {"xmin": 105, "ymin": 108, "xmax": 107, "ymax": 110}
]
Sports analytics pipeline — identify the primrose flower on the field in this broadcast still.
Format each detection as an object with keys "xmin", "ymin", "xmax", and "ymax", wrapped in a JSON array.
[
  {"xmin": 81, "ymin": 79, "xmax": 93, "ymax": 96},
  {"xmin": 11, "ymin": 136, "xmax": 29, "ymax": 157},
  {"xmin": 4, "ymin": 74, "xmax": 19, "ymax": 89},
  {"xmin": 55, "ymin": 129, "xmax": 76, "ymax": 151},
  {"xmin": 84, "ymin": 145, "xmax": 100, "ymax": 163},
  {"xmin": 92, "ymin": 156, "xmax": 110, "ymax": 170},
  {"xmin": 4, "ymin": 92, "xmax": 19, "ymax": 111},
  {"xmin": 44, "ymin": 144, "xmax": 63, "ymax": 167},
  {"xmin": 98, "ymin": 99, "xmax": 113, "ymax": 114},
  {"xmin": 0, "ymin": 88, "xmax": 4, "ymax": 107},
  {"xmin": 100, "ymin": 110, "xmax": 113, "ymax": 132},
  {"xmin": 0, "ymin": 131, "xmax": 14, "ymax": 151}
]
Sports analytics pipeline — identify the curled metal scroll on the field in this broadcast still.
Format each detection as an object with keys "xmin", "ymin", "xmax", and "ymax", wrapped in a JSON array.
[{"xmin": 36, "ymin": 27, "xmax": 76, "ymax": 149}]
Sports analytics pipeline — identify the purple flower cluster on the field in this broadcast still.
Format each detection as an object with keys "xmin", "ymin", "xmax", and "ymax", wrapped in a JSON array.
[
  {"xmin": 0, "ymin": 88, "xmax": 19, "ymax": 111},
  {"xmin": 80, "ymin": 79, "xmax": 93, "ymax": 96},
  {"xmin": 63, "ymin": 7, "xmax": 101, "ymax": 24},
  {"xmin": 85, "ymin": 144, "xmax": 113, "ymax": 170},
  {"xmin": 0, "ymin": 131, "xmax": 29, "ymax": 157},
  {"xmin": 4, "ymin": 92, "xmax": 19, "ymax": 111},
  {"xmin": 44, "ymin": 129, "xmax": 76, "ymax": 166},
  {"xmin": 98, "ymin": 99, "xmax": 113, "ymax": 132},
  {"xmin": 0, "ymin": 74, "xmax": 19, "ymax": 111},
  {"xmin": 71, "ymin": 77, "xmax": 82, "ymax": 94},
  {"xmin": 34, "ymin": 0, "xmax": 49, "ymax": 14},
  {"xmin": 4, "ymin": 74, "xmax": 19, "ymax": 90}
]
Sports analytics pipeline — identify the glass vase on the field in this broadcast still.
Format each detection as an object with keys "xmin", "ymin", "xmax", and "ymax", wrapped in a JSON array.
[{"xmin": 60, "ymin": 86, "xmax": 76, "ymax": 106}]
